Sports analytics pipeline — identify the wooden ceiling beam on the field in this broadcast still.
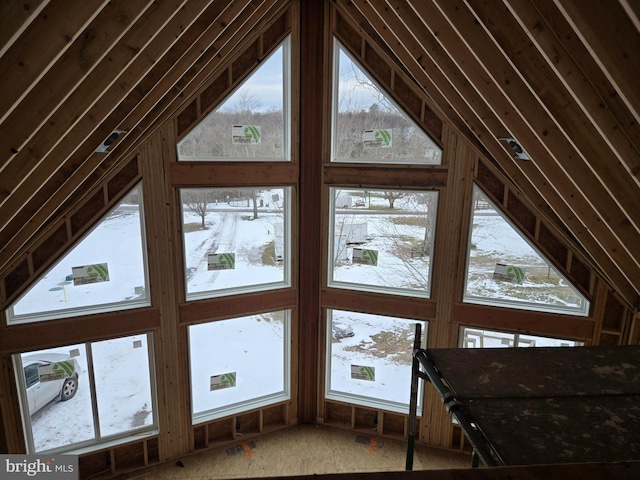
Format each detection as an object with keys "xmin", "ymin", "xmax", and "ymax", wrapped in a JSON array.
[
  {"xmin": 420, "ymin": 0, "xmax": 640, "ymax": 270},
  {"xmin": 0, "ymin": 0, "xmax": 212, "ymax": 262},
  {"xmin": 0, "ymin": 1, "xmax": 279, "ymax": 273},
  {"xmin": 0, "ymin": 0, "xmax": 158, "ymax": 209},
  {"xmin": 348, "ymin": 0, "xmax": 574, "ymax": 233},
  {"xmin": 347, "ymin": 0, "xmax": 640, "ymax": 305},
  {"xmin": 0, "ymin": 0, "xmax": 195, "ymax": 234},
  {"xmin": 505, "ymin": 0, "xmax": 640, "ymax": 189},
  {"xmin": 334, "ymin": 1, "xmax": 481, "ymax": 158},
  {"xmin": 619, "ymin": 0, "xmax": 640, "ymax": 30},
  {"xmin": 0, "ymin": 0, "xmax": 51, "ymax": 58},
  {"xmin": 0, "ymin": 0, "xmax": 109, "ymax": 127},
  {"xmin": 436, "ymin": 0, "xmax": 640, "ymax": 241},
  {"xmin": 0, "ymin": 0, "xmax": 143, "ymax": 162},
  {"xmin": 111, "ymin": 0, "xmax": 284, "ymax": 163},
  {"xmin": 553, "ymin": 0, "xmax": 640, "ymax": 124}
]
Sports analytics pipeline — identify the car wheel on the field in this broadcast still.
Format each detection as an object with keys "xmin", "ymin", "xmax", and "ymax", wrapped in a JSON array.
[{"xmin": 60, "ymin": 376, "xmax": 78, "ymax": 401}]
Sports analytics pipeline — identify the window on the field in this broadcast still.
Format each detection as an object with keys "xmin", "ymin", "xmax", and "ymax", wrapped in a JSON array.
[
  {"xmin": 180, "ymin": 187, "xmax": 291, "ymax": 300},
  {"xmin": 6, "ymin": 183, "xmax": 150, "ymax": 324},
  {"xmin": 331, "ymin": 39, "xmax": 442, "ymax": 164},
  {"xmin": 188, "ymin": 310, "xmax": 290, "ymax": 423},
  {"xmin": 13, "ymin": 334, "xmax": 157, "ymax": 454},
  {"xmin": 459, "ymin": 326, "xmax": 583, "ymax": 348},
  {"xmin": 177, "ymin": 37, "xmax": 291, "ymax": 162},
  {"xmin": 464, "ymin": 185, "xmax": 589, "ymax": 315},
  {"xmin": 325, "ymin": 309, "xmax": 427, "ymax": 414},
  {"xmin": 328, "ymin": 188, "xmax": 437, "ymax": 297}
]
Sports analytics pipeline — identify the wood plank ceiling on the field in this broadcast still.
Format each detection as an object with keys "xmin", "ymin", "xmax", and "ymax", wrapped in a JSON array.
[{"xmin": 1, "ymin": 0, "xmax": 639, "ymax": 309}]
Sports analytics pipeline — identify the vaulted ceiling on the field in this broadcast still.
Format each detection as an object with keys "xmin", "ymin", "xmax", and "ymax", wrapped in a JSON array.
[{"xmin": 1, "ymin": 0, "xmax": 639, "ymax": 309}]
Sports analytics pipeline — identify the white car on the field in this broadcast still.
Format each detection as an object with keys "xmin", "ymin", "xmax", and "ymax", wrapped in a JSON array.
[{"xmin": 22, "ymin": 353, "xmax": 80, "ymax": 416}]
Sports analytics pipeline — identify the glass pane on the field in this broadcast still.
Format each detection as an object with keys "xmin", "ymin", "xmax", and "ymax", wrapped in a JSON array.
[
  {"xmin": 189, "ymin": 311, "xmax": 290, "ymax": 422},
  {"xmin": 328, "ymin": 188, "xmax": 437, "ymax": 297},
  {"xmin": 459, "ymin": 328, "xmax": 515, "ymax": 348},
  {"xmin": 181, "ymin": 187, "xmax": 290, "ymax": 299},
  {"xmin": 17, "ymin": 344, "xmax": 94, "ymax": 452},
  {"xmin": 332, "ymin": 40, "xmax": 441, "ymax": 164},
  {"xmin": 7, "ymin": 184, "xmax": 149, "ymax": 324},
  {"xmin": 517, "ymin": 333, "xmax": 583, "ymax": 347},
  {"xmin": 459, "ymin": 326, "xmax": 583, "ymax": 349},
  {"xmin": 177, "ymin": 38, "xmax": 289, "ymax": 161},
  {"xmin": 464, "ymin": 185, "xmax": 589, "ymax": 315},
  {"xmin": 92, "ymin": 334, "xmax": 154, "ymax": 437},
  {"xmin": 326, "ymin": 310, "xmax": 427, "ymax": 414}
]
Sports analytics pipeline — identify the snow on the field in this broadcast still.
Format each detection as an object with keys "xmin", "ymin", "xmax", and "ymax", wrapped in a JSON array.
[
  {"xmin": 466, "ymin": 210, "xmax": 586, "ymax": 310},
  {"xmin": 15, "ymin": 189, "xmax": 585, "ymax": 453},
  {"xmin": 11, "ymin": 209, "xmax": 147, "ymax": 318},
  {"xmin": 331, "ymin": 212, "xmax": 432, "ymax": 294},
  {"xmin": 25, "ymin": 334, "xmax": 152, "ymax": 452},
  {"xmin": 189, "ymin": 314, "xmax": 286, "ymax": 418},
  {"xmin": 327, "ymin": 311, "xmax": 426, "ymax": 411},
  {"xmin": 183, "ymin": 208, "xmax": 286, "ymax": 296}
]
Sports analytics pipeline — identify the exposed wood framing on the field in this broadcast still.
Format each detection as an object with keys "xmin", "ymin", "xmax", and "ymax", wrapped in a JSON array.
[
  {"xmin": 336, "ymin": 0, "xmax": 640, "ymax": 308},
  {"xmin": 1, "ymin": 0, "xmax": 639, "ymax": 469},
  {"xmin": 298, "ymin": 0, "xmax": 325, "ymax": 424}
]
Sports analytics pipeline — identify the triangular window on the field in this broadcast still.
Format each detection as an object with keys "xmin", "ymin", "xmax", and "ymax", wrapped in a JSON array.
[
  {"xmin": 6, "ymin": 183, "xmax": 150, "ymax": 324},
  {"xmin": 332, "ymin": 39, "xmax": 441, "ymax": 164},
  {"xmin": 464, "ymin": 185, "xmax": 589, "ymax": 315},
  {"xmin": 177, "ymin": 37, "xmax": 290, "ymax": 161}
]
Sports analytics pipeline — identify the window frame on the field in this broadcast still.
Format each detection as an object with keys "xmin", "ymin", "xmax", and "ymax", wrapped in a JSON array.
[
  {"xmin": 463, "ymin": 184, "xmax": 589, "ymax": 317},
  {"xmin": 176, "ymin": 36, "xmax": 292, "ymax": 163},
  {"xmin": 327, "ymin": 187, "xmax": 437, "ymax": 298},
  {"xmin": 188, "ymin": 310, "xmax": 292, "ymax": 425},
  {"xmin": 180, "ymin": 186, "xmax": 292, "ymax": 301},
  {"xmin": 458, "ymin": 325, "xmax": 584, "ymax": 349},
  {"xmin": 5, "ymin": 182, "xmax": 151, "ymax": 325},
  {"xmin": 330, "ymin": 37, "xmax": 442, "ymax": 165},
  {"xmin": 324, "ymin": 308, "xmax": 427, "ymax": 415},
  {"xmin": 13, "ymin": 332, "xmax": 159, "ymax": 455}
]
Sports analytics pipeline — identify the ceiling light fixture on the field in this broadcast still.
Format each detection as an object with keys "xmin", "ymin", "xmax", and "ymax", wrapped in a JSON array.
[
  {"xmin": 498, "ymin": 137, "xmax": 530, "ymax": 161},
  {"xmin": 96, "ymin": 129, "xmax": 127, "ymax": 153}
]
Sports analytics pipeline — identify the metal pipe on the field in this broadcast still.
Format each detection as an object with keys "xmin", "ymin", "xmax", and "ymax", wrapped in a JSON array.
[
  {"xmin": 414, "ymin": 349, "xmax": 499, "ymax": 467},
  {"xmin": 405, "ymin": 323, "xmax": 422, "ymax": 470}
]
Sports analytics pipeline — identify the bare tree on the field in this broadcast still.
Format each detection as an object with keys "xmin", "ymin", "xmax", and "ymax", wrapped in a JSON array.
[
  {"xmin": 233, "ymin": 88, "xmax": 264, "ymax": 116},
  {"xmin": 382, "ymin": 191, "xmax": 404, "ymax": 209},
  {"xmin": 422, "ymin": 194, "xmax": 437, "ymax": 255},
  {"xmin": 251, "ymin": 189, "xmax": 260, "ymax": 220},
  {"xmin": 182, "ymin": 189, "xmax": 213, "ymax": 228}
]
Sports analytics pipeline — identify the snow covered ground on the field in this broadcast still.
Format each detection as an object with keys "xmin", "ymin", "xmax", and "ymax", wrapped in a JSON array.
[
  {"xmin": 11, "ymin": 209, "xmax": 147, "ymax": 319},
  {"xmin": 24, "ymin": 334, "xmax": 152, "ymax": 452},
  {"xmin": 327, "ymin": 311, "xmax": 426, "ymax": 412},
  {"xmin": 183, "ymin": 209, "xmax": 286, "ymax": 297},
  {"xmin": 15, "ymin": 189, "xmax": 584, "ymax": 452},
  {"xmin": 189, "ymin": 313, "xmax": 287, "ymax": 419}
]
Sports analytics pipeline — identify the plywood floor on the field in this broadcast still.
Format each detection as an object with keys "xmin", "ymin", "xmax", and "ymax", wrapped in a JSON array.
[{"xmin": 129, "ymin": 425, "xmax": 472, "ymax": 479}]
